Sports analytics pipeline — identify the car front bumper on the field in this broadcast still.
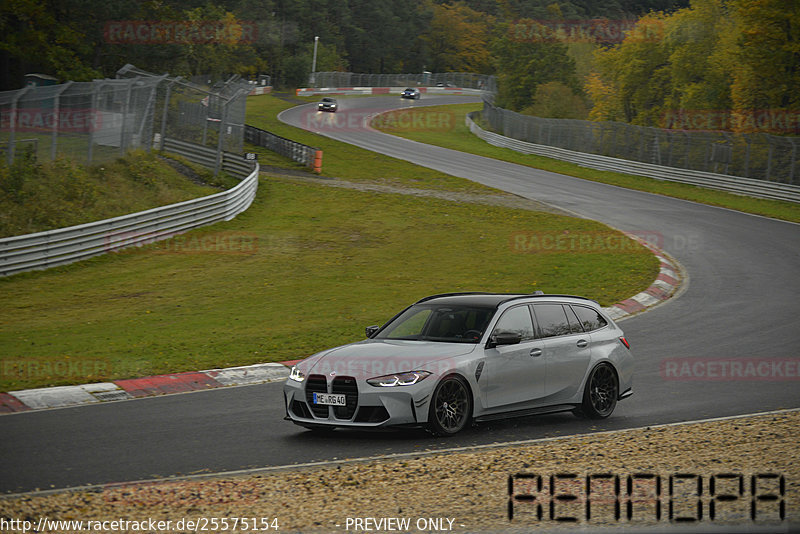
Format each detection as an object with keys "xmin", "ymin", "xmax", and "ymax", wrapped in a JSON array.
[{"xmin": 283, "ymin": 373, "xmax": 434, "ymax": 429}]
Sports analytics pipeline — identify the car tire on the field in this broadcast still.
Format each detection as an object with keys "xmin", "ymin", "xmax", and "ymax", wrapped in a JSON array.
[
  {"xmin": 427, "ymin": 375, "xmax": 472, "ymax": 436},
  {"xmin": 578, "ymin": 363, "xmax": 618, "ymax": 419}
]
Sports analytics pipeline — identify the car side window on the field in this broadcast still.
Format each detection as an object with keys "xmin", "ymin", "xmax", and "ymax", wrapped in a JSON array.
[
  {"xmin": 532, "ymin": 303, "xmax": 572, "ymax": 338},
  {"xmin": 491, "ymin": 305, "xmax": 536, "ymax": 341},
  {"xmin": 564, "ymin": 304, "xmax": 584, "ymax": 334},
  {"xmin": 572, "ymin": 305, "xmax": 608, "ymax": 332}
]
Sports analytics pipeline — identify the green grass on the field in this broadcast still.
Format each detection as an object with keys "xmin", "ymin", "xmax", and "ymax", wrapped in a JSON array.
[
  {"xmin": 372, "ymin": 103, "xmax": 800, "ymax": 223},
  {"xmin": 0, "ymin": 176, "xmax": 658, "ymax": 391},
  {"xmin": 0, "ymin": 94, "xmax": 662, "ymax": 392},
  {"xmin": 245, "ymin": 95, "xmax": 502, "ymax": 194},
  {"xmin": 0, "ymin": 150, "xmax": 235, "ymax": 238}
]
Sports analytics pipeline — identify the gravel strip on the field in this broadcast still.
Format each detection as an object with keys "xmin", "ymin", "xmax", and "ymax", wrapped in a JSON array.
[
  {"xmin": 261, "ymin": 173, "xmax": 575, "ymax": 217},
  {"xmin": 2, "ymin": 410, "xmax": 797, "ymax": 533}
]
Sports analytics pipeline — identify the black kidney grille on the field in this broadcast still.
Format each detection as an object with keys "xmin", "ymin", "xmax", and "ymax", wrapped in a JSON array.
[
  {"xmin": 331, "ymin": 376, "xmax": 358, "ymax": 419},
  {"xmin": 305, "ymin": 374, "xmax": 329, "ymax": 418}
]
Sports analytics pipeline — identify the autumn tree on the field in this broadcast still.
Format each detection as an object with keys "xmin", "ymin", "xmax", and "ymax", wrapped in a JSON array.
[
  {"xmin": 492, "ymin": 19, "xmax": 580, "ymax": 111},
  {"xmin": 728, "ymin": 0, "xmax": 800, "ymax": 118},
  {"xmin": 422, "ymin": 2, "xmax": 494, "ymax": 73}
]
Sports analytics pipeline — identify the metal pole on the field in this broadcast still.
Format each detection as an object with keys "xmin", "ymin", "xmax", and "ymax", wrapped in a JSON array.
[
  {"xmin": 120, "ymin": 78, "xmax": 135, "ymax": 155},
  {"xmin": 160, "ymin": 77, "xmax": 180, "ymax": 151},
  {"xmin": 310, "ymin": 36, "xmax": 319, "ymax": 86},
  {"xmin": 52, "ymin": 82, "xmax": 72, "ymax": 161},
  {"xmin": 6, "ymin": 87, "xmax": 30, "ymax": 165},
  {"xmin": 215, "ymin": 97, "xmax": 229, "ymax": 175},
  {"xmin": 139, "ymin": 75, "xmax": 167, "ymax": 152},
  {"xmin": 88, "ymin": 83, "xmax": 100, "ymax": 163}
]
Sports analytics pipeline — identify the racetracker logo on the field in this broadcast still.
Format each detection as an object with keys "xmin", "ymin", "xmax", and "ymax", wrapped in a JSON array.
[
  {"xmin": 509, "ymin": 19, "xmax": 663, "ymax": 44},
  {"xmin": 2, "ymin": 359, "xmax": 110, "ymax": 381},
  {"xmin": 511, "ymin": 231, "xmax": 648, "ymax": 254},
  {"xmin": 0, "ymin": 108, "xmax": 101, "ymax": 133},
  {"xmin": 661, "ymin": 109, "xmax": 800, "ymax": 135},
  {"xmin": 661, "ymin": 358, "xmax": 800, "ymax": 381},
  {"xmin": 104, "ymin": 231, "xmax": 259, "ymax": 255},
  {"xmin": 104, "ymin": 20, "xmax": 258, "ymax": 45},
  {"xmin": 304, "ymin": 108, "xmax": 455, "ymax": 133}
]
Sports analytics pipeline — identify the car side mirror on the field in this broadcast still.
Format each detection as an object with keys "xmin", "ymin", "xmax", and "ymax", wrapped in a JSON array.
[
  {"xmin": 365, "ymin": 325, "xmax": 380, "ymax": 338},
  {"xmin": 487, "ymin": 331, "xmax": 522, "ymax": 348}
]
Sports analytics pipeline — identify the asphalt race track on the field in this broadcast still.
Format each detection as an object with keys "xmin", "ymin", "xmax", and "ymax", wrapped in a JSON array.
[{"xmin": 1, "ymin": 95, "xmax": 798, "ymax": 494}]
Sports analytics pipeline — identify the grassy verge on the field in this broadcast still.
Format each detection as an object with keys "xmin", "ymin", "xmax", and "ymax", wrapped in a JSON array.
[
  {"xmin": 244, "ymin": 95, "xmax": 501, "ymax": 194},
  {"xmin": 0, "ymin": 94, "xmax": 660, "ymax": 392},
  {"xmin": 0, "ymin": 150, "xmax": 235, "ymax": 238},
  {"xmin": 0, "ymin": 176, "xmax": 658, "ymax": 391},
  {"xmin": 372, "ymin": 103, "xmax": 800, "ymax": 223}
]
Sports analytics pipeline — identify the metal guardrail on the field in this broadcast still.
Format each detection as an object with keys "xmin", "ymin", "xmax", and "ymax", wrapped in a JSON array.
[
  {"xmin": 163, "ymin": 137, "xmax": 254, "ymax": 177},
  {"xmin": 244, "ymin": 124, "xmax": 321, "ymax": 171},
  {"xmin": 0, "ymin": 145, "xmax": 258, "ymax": 277},
  {"xmin": 481, "ymin": 102, "xmax": 799, "ymax": 187},
  {"xmin": 467, "ymin": 112, "xmax": 800, "ymax": 203}
]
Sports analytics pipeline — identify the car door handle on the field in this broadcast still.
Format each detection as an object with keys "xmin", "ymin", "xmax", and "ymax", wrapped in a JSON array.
[
  {"xmin": 530, "ymin": 348, "xmax": 542, "ymax": 357},
  {"xmin": 576, "ymin": 339, "xmax": 588, "ymax": 348}
]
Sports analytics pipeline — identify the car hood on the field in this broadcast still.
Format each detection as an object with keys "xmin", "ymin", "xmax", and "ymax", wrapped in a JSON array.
[{"xmin": 303, "ymin": 339, "xmax": 478, "ymax": 379}]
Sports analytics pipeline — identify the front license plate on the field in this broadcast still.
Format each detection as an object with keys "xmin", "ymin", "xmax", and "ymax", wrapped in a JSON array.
[{"xmin": 313, "ymin": 393, "xmax": 347, "ymax": 406}]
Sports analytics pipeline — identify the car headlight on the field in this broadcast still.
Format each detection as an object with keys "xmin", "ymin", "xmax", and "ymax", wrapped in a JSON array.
[
  {"xmin": 288, "ymin": 366, "xmax": 305, "ymax": 382},
  {"xmin": 367, "ymin": 370, "xmax": 432, "ymax": 387}
]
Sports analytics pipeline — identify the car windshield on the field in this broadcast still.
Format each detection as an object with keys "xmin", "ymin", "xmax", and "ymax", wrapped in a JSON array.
[
  {"xmin": 404, "ymin": 88, "xmax": 414, "ymax": 92},
  {"xmin": 375, "ymin": 304, "xmax": 495, "ymax": 343},
  {"xmin": 321, "ymin": 98, "xmax": 335, "ymax": 102}
]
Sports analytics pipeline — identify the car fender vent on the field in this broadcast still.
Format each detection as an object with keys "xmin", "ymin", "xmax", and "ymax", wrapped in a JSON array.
[{"xmin": 475, "ymin": 361, "xmax": 485, "ymax": 381}]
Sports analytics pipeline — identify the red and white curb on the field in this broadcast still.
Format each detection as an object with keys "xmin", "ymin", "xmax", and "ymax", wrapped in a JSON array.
[
  {"xmin": 0, "ymin": 240, "xmax": 683, "ymax": 415},
  {"xmin": 0, "ymin": 363, "xmax": 290, "ymax": 414},
  {"xmin": 603, "ymin": 234, "xmax": 684, "ymax": 321}
]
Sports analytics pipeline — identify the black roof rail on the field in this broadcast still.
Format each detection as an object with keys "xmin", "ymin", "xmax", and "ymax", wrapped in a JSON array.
[
  {"xmin": 414, "ymin": 292, "xmax": 599, "ymax": 307},
  {"xmin": 415, "ymin": 291, "xmax": 513, "ymax": 304},
  {"xmin": 498, "ymin": 293, "xmax": 598, "ymax": 306}
]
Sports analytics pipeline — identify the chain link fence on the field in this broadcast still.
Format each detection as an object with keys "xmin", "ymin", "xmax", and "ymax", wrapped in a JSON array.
[
  {"xmin": 1, "ymin": 64, "xmax": 252, "ymax": 174},
  {"xmin": 482, "ymin": 101, "xmax": 800, "ymax": 185},
  {"xmin": 309, "ymin": 72, "xmax": 497, "ymax": 93}
]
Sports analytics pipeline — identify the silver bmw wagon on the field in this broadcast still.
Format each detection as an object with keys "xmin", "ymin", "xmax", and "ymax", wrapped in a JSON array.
[{"xmin": 283, "ymin": 292, "xmax": 633, "ymax": 435}]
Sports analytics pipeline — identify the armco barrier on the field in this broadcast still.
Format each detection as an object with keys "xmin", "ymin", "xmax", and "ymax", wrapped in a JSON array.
[
  {"xmin": 467, "ymin": 112, "xmax": 800, "ymax": 203},
  {"xmin": 244, "ymin": 124, "xmax": 320, "ymax": 171},
  {"xmin": 0, "ymin": 145, "xmax": 258, "ymax": 277}
]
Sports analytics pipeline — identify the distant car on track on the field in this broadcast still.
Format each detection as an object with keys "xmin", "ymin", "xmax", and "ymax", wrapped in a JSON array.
[
  {"xmin": 317, "ymin": 97, "xmax": 338, "ymax": 112},
  {"xmin": 401, "ymin": 88, "xmax": 420, "ymax": 100},
  {"xmin": 284, "ymin": 292, "xmax": 633, "ymax": 435}
]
